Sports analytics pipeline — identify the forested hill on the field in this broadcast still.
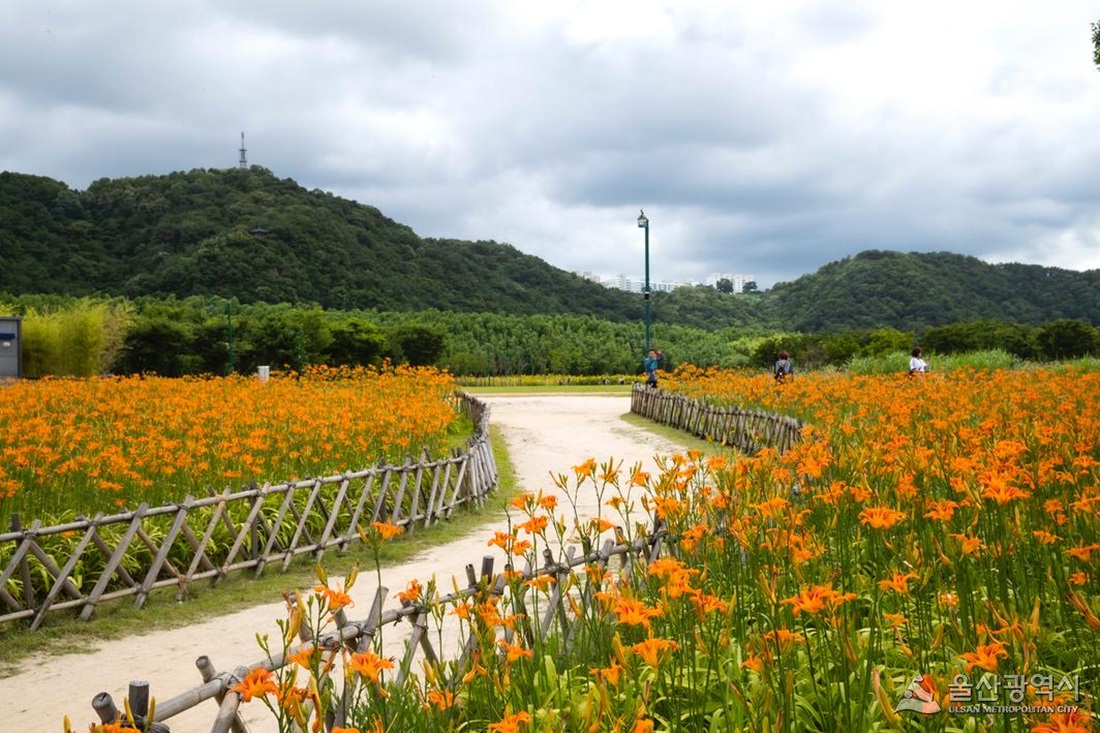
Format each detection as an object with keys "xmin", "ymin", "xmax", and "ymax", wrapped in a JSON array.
[
  {"xmin": 3, "ymin": 168, "xmax": 1099, "ymax": 332},
  {"xmin": 0, "ymin": 168, "xmax": 643, "ymax": 319},
  {"xmin": 764, "ymin": 250, "xmax": 1100, "ymax": 332}
]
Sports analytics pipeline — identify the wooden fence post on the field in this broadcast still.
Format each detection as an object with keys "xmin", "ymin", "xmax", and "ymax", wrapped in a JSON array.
[{"xmin": 196, "ymin": 656, "xmax": 249, "ymax": 733}]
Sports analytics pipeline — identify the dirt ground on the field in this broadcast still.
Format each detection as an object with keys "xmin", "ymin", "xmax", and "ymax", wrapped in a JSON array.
[{"xmin": 2, "ymin": 393, "xmax": 689, "ymax": 732}]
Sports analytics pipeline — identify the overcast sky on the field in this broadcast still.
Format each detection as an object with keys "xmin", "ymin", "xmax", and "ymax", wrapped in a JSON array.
[{"xmin": 3, "ymin": 1, "xmax": 1099, "ymax": 289}]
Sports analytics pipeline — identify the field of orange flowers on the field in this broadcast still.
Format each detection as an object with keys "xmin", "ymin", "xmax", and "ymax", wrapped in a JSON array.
[
  {"xmin": 178, "ymin": 365, "xmax": 1098, "ymax": 733},
  {"xmin": 0, "ymin": 365, "xmax": 460, "ymax": 524}
]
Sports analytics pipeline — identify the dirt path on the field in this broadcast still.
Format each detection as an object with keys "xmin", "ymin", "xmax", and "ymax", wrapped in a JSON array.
[{"xmin": 2, "ymin": 393, "xmax": 688, "ymax": 733}]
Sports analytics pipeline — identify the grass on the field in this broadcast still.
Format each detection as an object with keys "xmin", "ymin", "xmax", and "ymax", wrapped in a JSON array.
[
  {"xmin": 619, "ymin": 410, "xmax": 719, "ymax": 456},
  {"xmin": 464, "ymin": 383, "xmax": 634, "ymax": 395}
]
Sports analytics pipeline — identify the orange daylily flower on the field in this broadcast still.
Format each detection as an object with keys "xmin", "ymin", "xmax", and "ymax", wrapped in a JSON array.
[
  {"xmin": 370, "ymin": 521, "xmax": 404, "ymax": 541},
  {"xmin": 859, "ymin": 506, "xmax": 907, "ymax": 530},
  {"xmin": 924, "ymin": 499, "xmax": 959, "ymax": 522},
  {"xmin": 753, "ymin": 497, "xmax": 790, "ymax": 519},
  {"xmin": 517, "ymin": 514, "xmax": 549, "ymax": 535},
  {"xmin": 959, "ymin": 640, "xmax": 1008, "ymax": 672},
  {"xmin": 396, "ymin": 579, "xmax": 422, "ymax": 604},
  {"xmin": 762, "ymin": 628, "xmax": 805, "ymax": 653},
  {"xmin": 488, "ymin": 711, "xmax": 532, "ymax": 733},
  {"xmin": 589, "ymin": 661, "xmax": 624, "ymax": 686},
  {"xmin": 878, "ymin": 571, "xmax": 919, "ymax": 594},
  {"xmin": 631, "ymin": 637, "xmax": 680, "ymax": 668},
  {"xmin": 425, "ymin": 688, "xmax": 457, "ymax": 711},
  {"xmin": 349, "ymin": 651, "xmax": 395, "ymax": 683},
  {"xmin": 498, "ymin": 639, "xmax": 534, "ymax": 663},
  {"xmin": 780, "ymin": 583, "xmax": 855, "ymax": 616},
  {"xmin": 313, "ymin": 584, "xmax": 353, "ymax": 612},
  {"xmin": 573, "ymin": 458, "xmax": 598, "ymax": 481},
  {"xmin": 613, "ymin": 596, "xmax": 663, "ymax": 630},
  {"xmin": 1031, "ymin": 709, "xmax": 1093, "ymax": 733},
  {"xmin": 233, "ymin": 667, "xmax": 278, "ymax": 702},
  {"xmin": 950, "ymin": 533, "xmax": 983, "ymax": 556},
  {"xmin": 525, "ymin": 574, "xmax": 556, "ymax": 591}
]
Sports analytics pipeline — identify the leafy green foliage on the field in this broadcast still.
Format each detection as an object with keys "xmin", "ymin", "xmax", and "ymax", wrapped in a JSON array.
[
  {"xmin": 921, "ymin": 319, "xmax": 1039, "ymax": 359},
  {"xmin": 0, "ymin": 168, "xmax": 643, "ymax": 320},
  {"xmin": 4, "ymin": 169, "xmax": 1100, "ymax": 335},
  {"xmin": 5, "ymin": 293, "xmax": 1098, "ymax": 378},
  {"xmin": 1035, "ymin": 318, "xmax": 1099, "ymax": 360},
  {"xmin": 1093, "ymin": 20, "xmax": 1100, "ymax": 68},
  {"xmin": 324, "ymin": 317, "xmax": 386, "ymax": 367},
  {"xmin": 15, "ymin": 298, "xmax": 131, "ymax": 377},
  {"xmin": 650, "ymin": 285, "xmax": 769, "ymax": 331},
  {"xmin": 387, "ymin": 322, "xmax": 447, "ymax": 367},
  {"xmin": 768, "ymin": 250, "xmax": 1100, "ymax": 332}
]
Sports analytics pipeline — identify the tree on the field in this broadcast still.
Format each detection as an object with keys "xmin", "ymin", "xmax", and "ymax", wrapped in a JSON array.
[
  {"xmin": 715, "ymin": 278, "xmax": 734, "ymax": 294},
  {"xmin": 1035, "ymin": 319, "xmax": 1097, "ymax": 360},
  {"xmin": 389, "ymin": 323, "xmax": 447, "ymax": 367},
  {"xmin": 921, "ymin": 320, "xmax": 1037, "ymax": 358},
  {"xmin": 1093, "ymin": 21, "xmax": 1100, "ymax": 68},
  {"xmin": 325, "ymin": 317, "xmax": 385, "ymax": 367},
  {"xmin": 742, "ymin": 281, "xmax": 759, "ymax": 294},
  {"xmin": 238, "ymin": 305, "xmax": 333, "ymax": 372},
  {"xmin": 860, "ymin": 328, "xmax": 912, "ymax": 357},
  {"xmin": 117, "ymin": 318, "xmax": 194, "ymax": 376}
]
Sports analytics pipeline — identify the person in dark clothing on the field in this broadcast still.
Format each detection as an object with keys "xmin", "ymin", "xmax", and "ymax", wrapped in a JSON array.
[
  {"xmin": 644, "ymin": 349, "xmax": 662, "ymax": 388},
  {"xmin": 774, "ymin": 350, "xmax": 794, "ymax": 383}
]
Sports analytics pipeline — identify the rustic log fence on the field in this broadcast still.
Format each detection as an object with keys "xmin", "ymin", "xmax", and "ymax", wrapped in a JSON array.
[
  {"xmin": 0, "ymin": 392, "xmax": 497, "ymax": 630},
  {"xmin": 89, "ymin": 520, "xmax": 669, "ymax": 733},
  {"xmin": 78, "ymin": 387, "xmax": 806, "ymax": 732},
  {"xmin": 630, "ymin": 383, "xmax": 804, "ymax": 454}
]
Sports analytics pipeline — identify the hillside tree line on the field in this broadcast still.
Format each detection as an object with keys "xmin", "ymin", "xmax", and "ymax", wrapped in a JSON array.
[{"xmin": 3, "ymin": 295, "xmax": 1097, "ymax": 379}]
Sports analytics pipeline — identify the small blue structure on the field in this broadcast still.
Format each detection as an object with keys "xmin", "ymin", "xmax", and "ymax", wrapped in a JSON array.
[{"xmin": 0, "ymin": 316, "xmax": 22, "ymax": 378}]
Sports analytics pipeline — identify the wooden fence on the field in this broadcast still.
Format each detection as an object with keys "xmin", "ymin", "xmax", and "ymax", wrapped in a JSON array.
[
  {"xmin": 630, "ymin": 383, "xmax": 804, "ymax": 454},
  {"xmin": 89, "ymin": 522, "xmax": 669, "ymax": 733},
  {"xmin": 77, "ymin": 387, "xmax": 805, "ymax": 732},
  {"xmin": 0, "ymin": 392, "xmax": 497, "ymax": 631}
]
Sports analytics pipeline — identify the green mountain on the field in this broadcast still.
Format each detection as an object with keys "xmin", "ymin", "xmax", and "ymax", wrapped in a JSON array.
[
  {"xmin": 3, "ymin": 168, "xmax": 1098, "ymax": 333},
  {"xmin": 0, "ymin": 168, "xmax": 642, "ymax": 320},
  {"xmin": 765, "ymin": 250, "xmax": 1100, "ymax": 332}
]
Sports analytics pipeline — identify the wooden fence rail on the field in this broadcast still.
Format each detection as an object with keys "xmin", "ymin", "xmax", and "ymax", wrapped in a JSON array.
[
  {"xmin": 629, "ymin": 383, "xmax": 804, "ymax": 454},
  {"xmin": 90, "ymin": 520, "xmax": 669, "ymax": 733},
  {"xmin": 0, "ymin": 392, "xmax": 497, "ymax": 630}
]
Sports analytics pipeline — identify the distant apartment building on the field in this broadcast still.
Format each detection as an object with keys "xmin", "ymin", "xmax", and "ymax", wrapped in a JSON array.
[
  {"xmin": 598, "ymin": 275, "xmax": 696, "ymax": 294},
  {"xmin": 705, "ymin": 273, "xmax": 754, "ymax": 293},
  {"xmin": 579, "ymin": 271, "xmax": 751, "ymax": 294}
]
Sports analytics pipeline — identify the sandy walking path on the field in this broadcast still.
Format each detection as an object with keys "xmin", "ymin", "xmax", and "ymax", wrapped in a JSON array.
[{"xmin": 3, "ymin": 393, "xmax": 688, "ymax": 733}]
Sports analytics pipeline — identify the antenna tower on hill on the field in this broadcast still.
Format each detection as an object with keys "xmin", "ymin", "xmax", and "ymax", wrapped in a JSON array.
[{"xmin": 238, "ymin": 131, "xmax": 248, "ymax": 169}]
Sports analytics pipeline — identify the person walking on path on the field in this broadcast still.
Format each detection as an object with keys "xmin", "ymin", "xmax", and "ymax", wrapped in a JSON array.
[{"xmin": 644, "ymin": 349, "xmax": 663, "ymax": 389}]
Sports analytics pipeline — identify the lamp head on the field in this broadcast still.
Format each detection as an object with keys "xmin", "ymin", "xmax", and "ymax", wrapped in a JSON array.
[{"xmin": 637, "ymin": 210, "xmax": 648, "ymax": 228}]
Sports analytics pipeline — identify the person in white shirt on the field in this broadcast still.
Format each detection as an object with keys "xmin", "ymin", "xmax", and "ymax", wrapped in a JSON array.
[{"xmin": 909, "ymin": 347, "xmax": 928, "ymax": 375}]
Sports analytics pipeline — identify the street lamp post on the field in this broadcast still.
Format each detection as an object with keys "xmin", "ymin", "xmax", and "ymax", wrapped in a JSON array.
[
  {"xmin": 225, "ymin": 300, "xmax": 235, "ymax": 375},
  {"xmin": 637, "ymin": 209, "xmax": 651, "ymax": 353}
]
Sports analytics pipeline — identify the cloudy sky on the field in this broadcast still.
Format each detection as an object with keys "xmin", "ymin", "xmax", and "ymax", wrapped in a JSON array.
[{"xmin": 3, "ymin": 1, "xmax": 1099, "ymax": 289}]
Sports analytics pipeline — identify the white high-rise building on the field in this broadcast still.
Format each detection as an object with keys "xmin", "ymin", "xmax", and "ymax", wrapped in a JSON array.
[
  {"xmin": 599, "ymin": 275, "xmax": 695, "ymax": 293},
  {"xmin": 705, "ymin": 273, "xmax": 754, "ymax": 293}
]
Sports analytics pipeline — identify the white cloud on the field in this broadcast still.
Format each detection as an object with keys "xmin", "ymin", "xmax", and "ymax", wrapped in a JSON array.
[{"xmin": 2, "ymin": 0, "xmax": 1100, "ymax": 289}]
